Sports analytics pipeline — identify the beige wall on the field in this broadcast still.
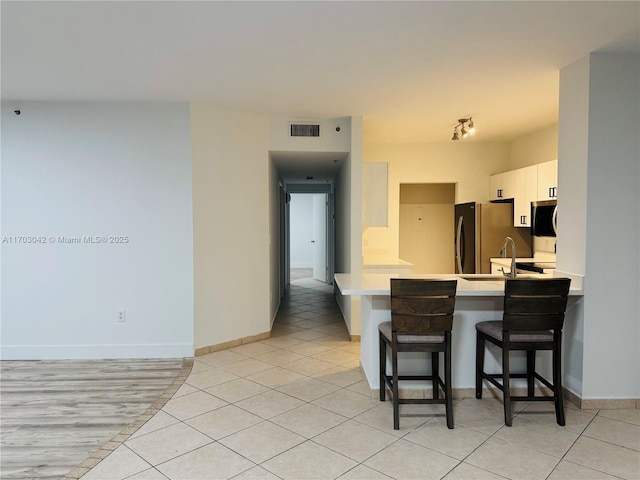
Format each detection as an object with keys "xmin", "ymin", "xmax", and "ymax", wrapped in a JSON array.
[
  {"xmin": 269, "ymin": 154, "xmax": 282, "ymax": 324},
  {"xmin": 191, "ymin": 104, "xmax": 271, "ymax": 350},
  {"xmin": 269, "ymin": 116, "xmax": 351, "ymax": 153},
  {"xmin": 508, "ymin": 124, "xmax": 558, "ymax": 170},
  {"xmin": 399, "ymin": 184, "xmax": 455, "ymax": 273},
  {"xmin": 192, "ymin": 109, "xmax": 360, "ymax": 348},
  {"xmin": 363, "ymin": 142, "xmax": 509, "ymax": 258}
]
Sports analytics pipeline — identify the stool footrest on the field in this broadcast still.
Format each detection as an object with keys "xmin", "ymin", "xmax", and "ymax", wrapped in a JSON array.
[{"xmin": 510, "ymin": 396, "xmax": 557, "ymax": 402}]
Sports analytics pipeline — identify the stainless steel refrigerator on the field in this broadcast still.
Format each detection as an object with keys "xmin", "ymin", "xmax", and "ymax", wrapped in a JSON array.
[{"xmin": 454, "ymin": 202, "xmax": 532, "ymax": 274}]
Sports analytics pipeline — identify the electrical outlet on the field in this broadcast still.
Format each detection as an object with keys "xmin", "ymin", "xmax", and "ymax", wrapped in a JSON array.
[{"xmin": 117, "ymin": 309, "xmax": 126, "ymax": 322}]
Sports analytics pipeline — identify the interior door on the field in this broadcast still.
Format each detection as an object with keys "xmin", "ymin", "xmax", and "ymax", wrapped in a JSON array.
[{"xmin": 312, "ymin": 194, "xmax": 327, "ymax": 282}]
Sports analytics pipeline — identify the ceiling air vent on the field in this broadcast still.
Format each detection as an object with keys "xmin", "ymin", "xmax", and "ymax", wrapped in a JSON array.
[{"xmin": 290, "ymin": 123, "xmax": 320, "ymax": 137}]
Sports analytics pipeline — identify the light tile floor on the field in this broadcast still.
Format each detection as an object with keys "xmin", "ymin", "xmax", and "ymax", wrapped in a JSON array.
[{"xmin": 80, "ymin": 276, "xmax": 640, "ymax": 480}]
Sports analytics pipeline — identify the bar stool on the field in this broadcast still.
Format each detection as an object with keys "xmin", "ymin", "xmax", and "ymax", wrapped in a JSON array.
[
  {"xmin": 379, "ymin": 279, "xmax": 457, "ymax": 429},
  {"xmin": 475, "ymin": 278, "xmax": 571, "ymax": 426}
]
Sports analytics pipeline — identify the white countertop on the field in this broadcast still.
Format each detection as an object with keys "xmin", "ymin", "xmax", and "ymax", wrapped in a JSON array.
[
  {"xmin": 363, "ymin": 255, "xmax": 413, "ymax": 268},
  {"xmin": 334, "ymin": 272, "xmax": 583, "ymax": 296}
]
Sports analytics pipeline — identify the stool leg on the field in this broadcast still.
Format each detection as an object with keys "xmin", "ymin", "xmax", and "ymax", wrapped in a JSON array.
[
  {"xmin": 431, "ymin": 352, "xmax": 439, "ymax": 400},
  {"xmin": 503, "ymin": 345, "xmax": 513, "ymax": 426},
  {"xmin": 527, "ymin": 350, "xmax": 536, "ymax": 398},
  {"xmin": 379, "ymin": 334, "xmax": 386, "ymax": 402},
  {"xmin": 445, "ymin": 343, "xmax": 454, "ymax": 429},
  {"xmin": 554, "ymin": 333, "xmax": 566, "ymax": 426},
  {"xmin": 475, "ymin": 333, "xmax": 485, "ymax": 399},
  {"xmin": 392, "ymin": 341, "xmax": 399, "ymax": 430}
]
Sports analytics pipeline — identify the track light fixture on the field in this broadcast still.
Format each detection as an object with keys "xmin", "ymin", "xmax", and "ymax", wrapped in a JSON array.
[{"xmin": 451, "ymin": 117, "xmax": 475, "ymax": 141}]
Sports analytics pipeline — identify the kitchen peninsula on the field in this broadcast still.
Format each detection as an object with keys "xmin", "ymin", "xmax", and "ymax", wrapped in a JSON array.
[{"xmin": 335, "ymin": 272, "xmax": 584, "ymax": 395}]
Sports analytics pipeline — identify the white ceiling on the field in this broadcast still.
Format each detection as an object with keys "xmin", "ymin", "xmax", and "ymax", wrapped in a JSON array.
[{"xmin": 2, "ymin": 1, "xmax": 638, "ymax": 149}]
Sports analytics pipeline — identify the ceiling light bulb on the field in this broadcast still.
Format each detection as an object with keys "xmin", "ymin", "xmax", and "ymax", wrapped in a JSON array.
[
  {"xmin": 468, "ymin": 118, "xmax": 475, "ymax": 135},
  {"xmin": 461, "ymin": 126, "xmax": 468, "ymax": 138}
]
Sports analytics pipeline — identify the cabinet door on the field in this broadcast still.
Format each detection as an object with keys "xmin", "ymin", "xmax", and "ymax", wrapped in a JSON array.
[
  {"xmin": 489, "ymin": 171, "xmax": 515, "ymax": 201},
  {"xmin": 514, "ymin": 165, "xmax": 537, "ymax": 227},
  {"xmin": 537, "ymin": 160, "xmax": 558, "ymax": 200}
]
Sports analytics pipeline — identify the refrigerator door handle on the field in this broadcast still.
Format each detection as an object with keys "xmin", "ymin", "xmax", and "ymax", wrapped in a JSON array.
[
  {"xmin": 552, "ymin": 205, "xmax": 558, "ymax": 235},
  {"xmin": 456, "ymin": 215, "xmax": 464, "ymax": 274}
]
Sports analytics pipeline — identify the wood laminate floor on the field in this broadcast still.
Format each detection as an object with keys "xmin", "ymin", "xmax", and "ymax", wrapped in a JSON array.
[{"xmin": 0, "ymin": 358, "xmax": 186, "ymax": 479}]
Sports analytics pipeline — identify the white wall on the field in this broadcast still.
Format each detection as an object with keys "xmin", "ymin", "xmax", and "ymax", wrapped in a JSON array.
[
  {"xmin": 289, "ymin": 194, "xmax": 314, "ymax": 268},
  {"xmin": 558, "ymin": 53, "xmax": 640, "ymax": 400},
  {"xmin": 191, "ymin": 104, "xmax": 271, "ymax": 350},
  {"xmin": 362, "ymin": 142, "xmax": 509, "ymax": 258},
  {"xmin": 582, "ymin": 53, "xmax": 639, "ymax": 400},
  {"xmin": 1, "ymin": 102, "xmax": 194, "ymax": 359}
]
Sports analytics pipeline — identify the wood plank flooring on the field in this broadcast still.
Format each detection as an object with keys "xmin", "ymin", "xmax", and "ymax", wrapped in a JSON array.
[{"xmin": 1, "ymin": 358, "xmax": 187, "ymax": 479}]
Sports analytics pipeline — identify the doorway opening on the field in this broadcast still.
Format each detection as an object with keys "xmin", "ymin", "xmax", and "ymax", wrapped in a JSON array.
[{"xmin": 288, "ymin": 192, "xmax": 333, "ymax": 284}]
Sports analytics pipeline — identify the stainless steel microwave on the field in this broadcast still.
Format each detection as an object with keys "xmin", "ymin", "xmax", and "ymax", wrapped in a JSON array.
[{"xmin": 532, "ymin": 200, "xmax": 557, "ymax": 237}]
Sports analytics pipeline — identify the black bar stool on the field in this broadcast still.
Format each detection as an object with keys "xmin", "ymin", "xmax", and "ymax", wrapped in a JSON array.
[
  {"xmin": 379, "ymin": 279, "xmax": 457, "ymax": 430},
  {"xmin": 475, "ymin": 278, "xmax": 571, "ymax": 426}
]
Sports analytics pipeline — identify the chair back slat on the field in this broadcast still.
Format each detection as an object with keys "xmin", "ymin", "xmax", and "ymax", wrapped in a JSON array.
[
  {"xmin": 503, "ymin": 278, "xmax": 571, "ymax": 332},
  {"xmin": 391, "ymin": 297, "xmax": 456, "ymax": 316},
  {"xmin": 505, "ymin": 279, "xmax": 570, "ymax": 296},
  {"xmin": 392, "ymin": 314, "xmax": 454, "ymax": 335},
  {"xmin": 391, "ymin": 279, "xmax": 457, "ymax": 297},
  {"xmin": 504, "ymin": 296, "xmax": 568, "ymax": 314},
  {"xmin": 504, "ymin": 313, "xmax": 566, "ymax": 332},
  {"xmin": 390, "ymin": 279, "xmax": 457, "ymax": 335}
]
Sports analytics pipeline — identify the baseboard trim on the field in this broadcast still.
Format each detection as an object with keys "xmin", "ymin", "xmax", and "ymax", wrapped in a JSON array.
[
  {"xmin": 350, "ymin": 335, "xmax": 361, "ymax": 342},
  {"xmin": 363, "ymin": 383, "xmax": 640, "ymax": 410},
  {"xmin": 369, "ymin": 385, "xmax": 559, "ymax": 401},
  {"xmin": 195, "ymin": 331, "xmax": 271, "ymax": 357},
  {"xmin": 563, "ymin": 387, "xmax": 640, "ymax": 409}
]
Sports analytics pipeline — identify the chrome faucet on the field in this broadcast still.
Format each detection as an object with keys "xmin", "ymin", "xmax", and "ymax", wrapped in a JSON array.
[{"xmin": 500, "ymin": 236, "xmax": 517, "ymax": 278}]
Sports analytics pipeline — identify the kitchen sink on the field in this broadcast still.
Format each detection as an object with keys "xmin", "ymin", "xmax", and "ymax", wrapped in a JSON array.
[
  {"xmin": 459, "ymin": 275, "xmax": 536, "ymax": 281},
  {"xmin": 459, "ymin": 276, "xmax": 506, "ymax": 281}
]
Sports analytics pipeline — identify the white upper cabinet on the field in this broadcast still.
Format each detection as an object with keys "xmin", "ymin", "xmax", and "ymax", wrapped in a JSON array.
[
  {"xmin": 537, "ymin": 160, "xmax": 558, "ymax": 200},
  {"xmin": 489, "ymin": 171, "xmax": 515, "ymax": 201},
  {"xmin": 363, "ymin": 162, "xmax": 388, "ymax": 227},
  {"xmin": 514, "ymin": 165, "xmax": 538, "ymax": 227}
]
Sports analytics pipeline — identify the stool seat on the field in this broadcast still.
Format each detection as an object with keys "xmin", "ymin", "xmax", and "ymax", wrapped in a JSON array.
[
  {"xmin": 475, "ymin": 321, "xmax": 553, "ymax": 343},
  {"xmin": 378, "ymin": 321, "xmax": 445, "ymax": 344}
]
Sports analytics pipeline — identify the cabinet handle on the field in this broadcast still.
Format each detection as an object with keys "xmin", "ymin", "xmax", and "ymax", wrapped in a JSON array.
[
  {"xmin": 553, "ymin": 187, "xmax": 557, "ymax": 198},
  {"xmin": 549, "ymin": 187, "xmax": 553, "ymax": 198},
  {"xmin": 497, "ymin": 189, "xmax": 503, "ymax": 198},
  {"xmin": 520, "ymin": 215, "xmax": 527, "ymax": 225}
]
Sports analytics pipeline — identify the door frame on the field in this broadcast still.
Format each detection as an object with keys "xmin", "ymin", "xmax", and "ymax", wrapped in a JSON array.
[{"xmin": 283, "ymin": 183, "xmax": 334, "ymax": 288}]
